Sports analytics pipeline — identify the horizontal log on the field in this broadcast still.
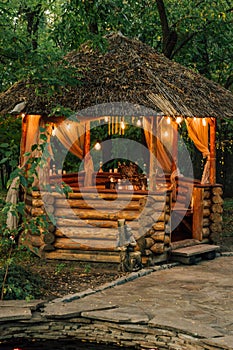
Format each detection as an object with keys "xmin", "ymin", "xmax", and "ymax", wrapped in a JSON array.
[
  {"xmin": 203, "ymin": 218, "xmax": 210, "ymax": 227},
  {"xmin": 55, "ymin": 198, "xmax": 141, "ymax": 211},
  {"xmin": 203, "ymin": 208, "xmax": 211, "ymax": 217},
  {"xmin": 152, "ymin": 222, "xmax": 165, "ymax": 231},
  {"xmin": 210, "ymin": 212, "xmax": 223, "ymax": 223},
  {"xmin": 151, "ymin": 231, "xmax": 165, "ymax": 242},
  {"xmin": 202, "ymin": 227, "xmax": 210, "ymax": 238},
  {"xmin": 203, "ymin": 191, "xmax": 211, "ymax": 199},
  {"xmin": 55, "ymin": 227, "xmax": 117, "ymax": 240},
  {"xmin": 145, "ymin": 237, "xmax": 155, "ymax": 249},
  {"xmin": 211, "ymin": 204, "xmax": 223, "ymax": 213},
  {"xmin": 212, "ymin": 187, "xmax": 223, "ymax": 196},
  {"xmin": 27, "ymin": 235, "xmax": 44, "ymax": 247},
  {"xmin": 150, "ymin": 242, "xmax": 164, "ymax": 254},
  {"xmin": 44, "ymin": 250, "xmax": 121, "ymax": 263},
  {"xmin": 54, "ymin": 208, "xmax": 140, "ymax": 221},
  {"xmin": 68, "ymin": 192, "xmax": 148, "ymax": 201},
  {"xmin": 55, "ymin": 218, "xmax": 140, "ymax": 230},
  {"xmin": 203, "ymin": 199, "xmax": 212, "ymax": 208},
  {"xmin": 164, "ymin": 234, "xmax": 170, "ymax": 245},
  {"xmin": 25, "ymin": 205, "xmax": 44, "ymax": 217},
  {"xmin": 212, "ymin": 195, "xmax": 224, "ymax": 204},
  {"xmin": 43, "ymin": 231, "xmax": 56, "ymax": 244},
  {"xmin": 210, "ymin": 222, "xmax": 222, "ymax": 233},
  {"xmin": 54, "ymin": 237, "xmax": 117, "ymax": 251},
  {"xmin": 25, "ymin": 195, "xmax": 43, "ymax": 207}
]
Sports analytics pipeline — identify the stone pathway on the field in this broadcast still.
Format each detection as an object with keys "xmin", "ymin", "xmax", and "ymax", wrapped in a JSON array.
[{"xmin": 0, "ymin": 255, "xmax": 233, "ymax": 349}]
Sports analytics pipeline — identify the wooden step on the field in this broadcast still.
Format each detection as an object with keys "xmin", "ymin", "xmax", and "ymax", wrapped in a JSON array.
[{"xmin": 170, "ymin": 244, "xmax": 220, "ymax": 265}]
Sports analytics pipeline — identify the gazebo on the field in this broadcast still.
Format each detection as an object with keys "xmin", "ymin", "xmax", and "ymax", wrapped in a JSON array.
[{"xmin": 1, "ymin": 33, "xmax": 233, "ymax": 265}]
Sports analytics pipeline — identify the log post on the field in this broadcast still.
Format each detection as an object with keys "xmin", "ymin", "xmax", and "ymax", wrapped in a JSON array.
[
  {"xmin": 149, "ymin": 116, "xmax": 158, "ymax": 191},
  {"xmin": 192, "ymin": 187, "xmax": 204, "ymax": 241},
  {"xmin": 209, "ymin": 118, "xmax": 216, "ymax": 185}
]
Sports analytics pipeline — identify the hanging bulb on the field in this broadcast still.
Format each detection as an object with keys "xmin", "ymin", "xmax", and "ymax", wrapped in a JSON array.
[
  {"xmin": 193, "ymin": 117, "xmax": 197, "ymax": 121},
  {"xmin": 52, "ymin": 126, "xmax": 56, "ymax": 136},
  {"xmin": 164, "ymin": 131, "xmax": 169, "ymax": 137},
  {"xmin": 66, "ymin": 123, "xmax": 71, "ymax": 130},
  {"xmin": 94, "ymin": 141, "xmax": 101, "ymax": 151},
  {"xmin": 136, "ymin": 118, "xmax": 142, "ymax": 127},
  {"xmin": 166, "ymin": 117, "xmax": 171, "ymax": 124},
  {"xmin": 202, "ymin": 118, "xmax": 207, "ymax": 126},
  {"xmin": 176, "ymin": 116, "xmax": 182, "ymax": 124},
  {"xmin": 120, "ymin": 120, "xmax": 125, "ymax": 130},
  {"xmin": 104, "ymin": 116, "xmax": 109, "ymax": 122}
]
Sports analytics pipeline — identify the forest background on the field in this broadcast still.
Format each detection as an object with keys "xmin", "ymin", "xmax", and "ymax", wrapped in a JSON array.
[{"xmin": 0, "ymin": 0, "xmax": 233, "ymax": 195}]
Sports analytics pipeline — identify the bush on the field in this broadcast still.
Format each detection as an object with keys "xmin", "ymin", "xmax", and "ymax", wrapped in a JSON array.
[{"xmin": 0, "ymin": 264, "xmax": 44, "ymax": 300}]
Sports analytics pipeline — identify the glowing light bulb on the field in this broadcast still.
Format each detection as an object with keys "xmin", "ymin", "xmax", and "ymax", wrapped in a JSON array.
[
  {"xmin": 136, "ymin": 118, "xmax": 142, "ymax": 127},
  {"xmin": 164, "ymin": 131, "xmax": 169, "ymax": 137},
  {"xmin": 104, "ymin": 116, "xmax": 109, "ymax": 122},
  {"xmin": 202, "ymin": 118, "xmax": 207, "ymax": 126},
  {"xmin": 120, "ymin": 121, "xmax": 125, "ymax": 130},
  {"xmin": 176, "ymin": 116, "xmax": 182, "ymax": 124},
  {"xmin": 193, "ymin": 117, "xmax": 197, "ymax": 121},
  {"xmin": 94, "ymin": 142, "xmax": 101, "ymax": 151},
  {"xmin": 52, "ymin": 127, "xmax": 56, "ymax": 136},
  {"xmin": 166, "ymin": 117, "xmax": 171, "ymax": 124},
  {"xmin": 66, "ymin": 123, "xmax": 71, "ymax": 130}
]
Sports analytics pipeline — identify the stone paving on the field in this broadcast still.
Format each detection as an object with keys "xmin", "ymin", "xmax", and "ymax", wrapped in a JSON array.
[{"xmin": 0, "ymin": 255, "xmax": 233, "ymax": 349}]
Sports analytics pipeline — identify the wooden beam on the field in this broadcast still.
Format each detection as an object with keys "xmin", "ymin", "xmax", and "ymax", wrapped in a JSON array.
[
  {"xmin": 149, "ymin": 117, "xmax": 158, "ymax": 190},
  {"xmin": 209, "ymin": 118, "xmax": 216, "ymax": 185},
  {"xmin": 171, "ymin": 121, "xmax": 178, "ymax": 173},
  {"xmin": 20, "ymin": 115, "xmax": 28, "ymax": 166},
  {"xmin": 84, "ymin": 121, "xmax": 91, "ymax": 156},
  {"xmin": 192, "ymin": 187, "xmax": 204, "ymax": 241}
]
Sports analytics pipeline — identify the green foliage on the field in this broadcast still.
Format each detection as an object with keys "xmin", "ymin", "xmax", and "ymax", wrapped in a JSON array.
[{"xmin": 0, "ymin": 264, "xmax": 44, "ymax": 300}]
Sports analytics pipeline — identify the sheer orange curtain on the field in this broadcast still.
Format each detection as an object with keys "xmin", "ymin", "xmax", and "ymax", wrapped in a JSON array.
[
  {"xmin": 54, "ymin": 120, "xmax": 85, "ymax": 159},
  {"xmin": 143, "ymin": 117, "xmax": 172, "ymax": 173},
  {"xmin": 185, "ymin": 118, "xmax": 210, "ymax": 183}
]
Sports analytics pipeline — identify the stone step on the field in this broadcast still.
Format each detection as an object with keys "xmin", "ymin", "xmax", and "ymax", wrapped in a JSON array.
[{"xmin": 170, "ymin": 244, "xmax": 220, "ymax": 265}]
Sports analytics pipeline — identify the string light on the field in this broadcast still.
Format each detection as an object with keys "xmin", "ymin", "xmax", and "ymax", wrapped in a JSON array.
[
  {"xmin": 66, "ymin": 123, "xmax": 71, "ymax": 130},
  {"xmin": 120, "ymin": 120, "xmax": 125, "ymax": 130},
  {"xmin": 136, "ymin": 118, "xmax": 142, "ymax": 127},
  {"xmin": 202, "ymin": 118, "xmax": 207, "ymax": 126},
  {"xmin": 176, "ymin": 116, "xmax": 182, "ymax": 124},
  {"xmin": 94, "ymin": 141, "xmax": 101, "ymax": 151},
  {"xmin": 52, "ymin": 126, "xmax": 56, "ymax": 136},
  {"xmin": 104, "ymin": 116, "xmax": 109, "ymax": 122},
  {"xmin": 166, "ymin": 117, "xmax": 171, "ymax": 124}
]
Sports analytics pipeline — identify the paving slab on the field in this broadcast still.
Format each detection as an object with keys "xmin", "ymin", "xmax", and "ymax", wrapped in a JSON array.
[
  {"xmin": 82, "ymin": 306, "xmax": 149, "ymax": 324},
  {"xmin": 43, "ymin": 299, "xmax": 118, "ymax": 319},
  {"xmin": 0, "ymin": 307, "xmax": 32, "ymax": 322}
]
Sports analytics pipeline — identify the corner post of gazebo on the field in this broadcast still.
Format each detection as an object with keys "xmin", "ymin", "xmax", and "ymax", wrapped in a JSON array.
[
  {"xmin": 209, "ymin": 117, "xmax": 216, "ymax": 185},
  {"xmin": 149, "ymin": 116, "xmax": 158, "ymax": 191},
  {"xmin": 83, "ymin": 121, "xmax": 93, "ymax": 186}
]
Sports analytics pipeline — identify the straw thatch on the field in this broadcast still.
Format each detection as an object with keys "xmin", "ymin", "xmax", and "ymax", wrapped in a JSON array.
[{"xmin": 0, "ymin": 33, "xmax": 233, "ymax": 118}]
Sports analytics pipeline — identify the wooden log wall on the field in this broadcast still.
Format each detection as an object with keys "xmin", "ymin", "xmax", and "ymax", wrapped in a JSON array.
[
  {"xmin": 21, "ymin": 191, "xmax": 56, "ymax": 257},
  {"xmin": 135, "ymin": 191, "xmax": 172, "ymax": 265},
  {"xmin": 192, "ymin": 184, "xmax": 223, "ymax": 243},
  {"xmin": 21, "ymin": 185, "xmax": 171, "ymax": 263}
]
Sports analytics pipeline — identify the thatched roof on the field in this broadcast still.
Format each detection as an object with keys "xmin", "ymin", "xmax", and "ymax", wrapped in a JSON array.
[{"xmin": 0, "ymin": 33, "xmax": 233, "ymax": 118}]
